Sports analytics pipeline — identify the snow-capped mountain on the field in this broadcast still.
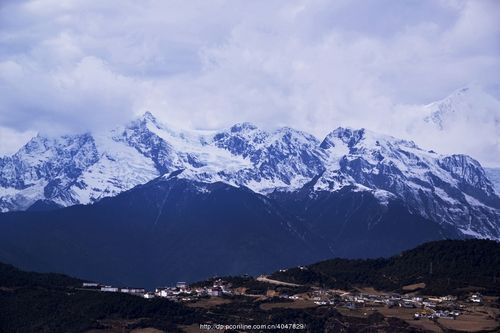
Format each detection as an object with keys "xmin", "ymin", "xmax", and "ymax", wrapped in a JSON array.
[
  {"xmin": 1, "ymin": 111, "xmax": 499, "ymax": 240},
  {"xmin": 484, "ymin": 168, "xmax": 500, "ymax": 195},
  {"xmin": 422, "ymin": 84, "xmax": 500, "ymax": 131},
  {"xmin": 406, "ymin": 84, "xmax": 500, "ymax": 168},
  {"xmin": 0, "ymin": 112, "xmax": 326, "ymax": 210},
  {"xmin": 0, "ymin": 128, "xmax": 158, "ymax": 211},
  {"xmin": 310, "ymin": 128, "xmax": 500, "ymax": 239}
]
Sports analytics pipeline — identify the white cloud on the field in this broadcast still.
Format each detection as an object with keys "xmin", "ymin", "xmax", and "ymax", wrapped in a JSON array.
[
  {"xmin": 0, "ymin": 0, "xmax": 499, "ymax": 164},
  {"xmin": 0, "ymin": 56, "xmax": 139, "ymax": 134},
  {"xmin": 0, "ymin": 126, "xmax": 35, "ymax": 155}
]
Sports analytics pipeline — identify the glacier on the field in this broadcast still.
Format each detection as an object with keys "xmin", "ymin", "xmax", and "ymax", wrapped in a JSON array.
[{"xmin": 1, "ymin": 110, "xmax": 499, "ymax": 240}]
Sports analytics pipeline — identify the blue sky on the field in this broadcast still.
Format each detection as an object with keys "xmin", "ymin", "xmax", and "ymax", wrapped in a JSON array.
[{"xmin": 0, "ymin": 0, "xmax": 499, "ymax": 163}]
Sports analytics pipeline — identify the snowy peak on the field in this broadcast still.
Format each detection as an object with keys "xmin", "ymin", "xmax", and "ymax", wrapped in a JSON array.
[
  {"xmin": 141, "ymin": 110, "xmax": 158, "ymax": 123},
  {"xmin": 438, "ymin": 154, "xmax": 496, "ymax": 195},
  {"xmin": 1, "ymin": 111, "xmax": 499, "ymax": 240},
  {"xmin": 7, "ymin": 132, "xmax": 98, "ymax": 187},
  {"xmin": 310, "ymin": 126, "xmax": 500, "ymax": 239},
  {"xmin": 325, "ymin": 127, "xmax": 366, "ymax": 148},
  {"xmin": 129, "ymin": 111, "xmax": 167, "ymax": 131},
  {"xmin": 229, "ymin": 122, "xmax": 259, "ymax": 133},
  {"xmin": 423, "ymin": 84, "xmax": 500, "ymax": 130},
  {"xmin": 213, "ymin": 123, "xmax": 267, "ymax": 157}
]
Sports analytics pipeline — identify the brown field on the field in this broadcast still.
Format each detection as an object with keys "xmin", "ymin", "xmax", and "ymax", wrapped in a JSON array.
[
  {"xmin": 338, "ymin": 306, "xmax": 442, "ymax": 332},
  {"xmin": 85, "ymin": 321, "xmax": 169, "ymax": 333},
  {"xmin": 180, "ymin": 324, "xmax": 201, "ymax": 333},
  {"xmin": 438, "ymin": 306, "xmax": 500, "ymax": 332},
  {"xmin": 355, "ymin": 287, "xmax": 387, "ymax": 296},
  {"xmin": 376, "ymin": 307, "xmax": 443, "ymax": 332},
  {"xmin": 356, "ymin": 304, "xmax": 500, "ymax": 333},
  {"xmin": 186, "ymin": 297, "xmax": 232, "ymax": 308},
  {"xmin": 402, "ymin": 282, "xmax": 426, "ymax": 291},
  {"xmin": 336, "ymin": 307, "xmax": 372, "ymax": 319},
  {"xmin": 260, "ymin": 299, "xmax": 318, "ymax": 310},
  {"xmin": 86, "ymin": 319, "xmax": 166, "ymax": 333}
]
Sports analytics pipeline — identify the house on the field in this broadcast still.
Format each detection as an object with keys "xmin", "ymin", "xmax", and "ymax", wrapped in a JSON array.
[
  {"xmin": 470, "ymin": 294, "xmax": 482, "ymax": 303},
  {"xmin": 435, "ymin": 310, "xmax": 455, "ymax": 320},
  {"xmin": 385, "ymin": 300, "xmax": 397, "ymax": 308},
  {"xmin": 422, "ymin": 301, "xmax": 437, "ymax": 308},
  {"xmin": 156, "ymin": 288, "xmax": 172, "ymax": 298},
  {"xmin": 400, "ymin": 301, "xmax": 415, "ymax": 308},
  {"xmin": 143, "ymin": 292, "xmax": 155, "ymax": 299},
  {"xmin": 130, "ymin": 288, "xmax": 145, "ymax": 294},
  {"xmin": 101, "ymin": 286, "xmax": 118, "ymax": 292},
  {"xmin": 121, "ymin": 287, "xmax": 146, "ymax": 294},
  {"xmin": 82, "ymin": 282, "xmax": 100, "ymax": 288},
  {"xmin": 210, "ymin": 287, "xmax": 222, "ymax": 297}
]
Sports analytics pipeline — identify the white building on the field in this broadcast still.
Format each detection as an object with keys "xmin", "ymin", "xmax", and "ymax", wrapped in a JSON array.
[
  {"xmin": 210, "ymin": 287, "xmax": 222, "ymax": 297},
  {"xmin": 144, "ymin": 292, "xmax": 155, "ymax": 299},
  {"xmin": 120, "ymin": 287, "xmax": 146, "ymax": 294},
  {"xmin": 471, "ymin": 294, "xmax": 482, "ymax": 303}
]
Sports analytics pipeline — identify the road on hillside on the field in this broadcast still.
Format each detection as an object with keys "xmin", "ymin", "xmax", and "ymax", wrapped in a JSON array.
[{"xmin": 256, "ymin": 275, "xmax": 302, "ymax": 287}]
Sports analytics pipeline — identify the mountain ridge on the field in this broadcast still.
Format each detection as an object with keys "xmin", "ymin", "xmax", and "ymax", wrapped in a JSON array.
[{"xmin": 1, "ymin": 110, "xmax": 499, "ymax": 240}]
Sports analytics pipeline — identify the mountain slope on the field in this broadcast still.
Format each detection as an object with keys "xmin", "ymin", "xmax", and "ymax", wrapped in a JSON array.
[
  {"xmin": 310, "ymin": 128, "xmax": 500, "ymax": 239},
  {"xmin": 271, "ymin": 187, "xmax": 460, "ymax": 258},
  {"xmin": 1, "ymin": 111, "xmax": 499, "ymax": 240},
  {"xmin": 0, "ymin": 169, "xmax": 467, "ymax": 288},
  {"xmin": 270, "ymin": 239, "xmax": 500, "ymax": 295},
  {"xmin": 0, "ymin": 173, "xmax": 334, "ymax": 288},
  {"xmin": 485, "ymin": 167, "xmax": 500, "ymax": 195}
]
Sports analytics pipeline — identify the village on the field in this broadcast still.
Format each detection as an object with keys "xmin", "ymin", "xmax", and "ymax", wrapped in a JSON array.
[
  {"xmin": 81, "ymin": 274, "xmax": 497, "ymax": 330},
  {"xmin": 82, "ymin": 278, "xmax": 231, "ymax": 301}
]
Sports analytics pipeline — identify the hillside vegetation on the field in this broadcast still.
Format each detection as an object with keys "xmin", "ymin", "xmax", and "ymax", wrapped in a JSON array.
[
  {"xmin": 0, "ymin": 262, "xmax": 196, "ymax": 332},
  {"xmin": 270, "ymin": 239, "xmax": 500, "ymax": 295}
]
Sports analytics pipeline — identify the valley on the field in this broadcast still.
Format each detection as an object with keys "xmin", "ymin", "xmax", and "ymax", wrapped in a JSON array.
[{"xmin": 1, "ymin": 239, "xmax": 498, "ymax": 333}]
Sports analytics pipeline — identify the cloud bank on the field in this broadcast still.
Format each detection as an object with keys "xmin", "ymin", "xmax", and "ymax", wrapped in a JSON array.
[{"xmin": 0, "ymin": 0, "xmax": 499, "ymax": 164}]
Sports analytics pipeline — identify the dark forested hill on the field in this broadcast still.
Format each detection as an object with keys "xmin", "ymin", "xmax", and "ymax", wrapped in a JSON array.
[
  {"xmin": 270, "ymin": 239, "xmax": 500, "ymax": 295},
  {"xmin": 0, "ymin": 262, "xmax": 195, "ymax": 333}
]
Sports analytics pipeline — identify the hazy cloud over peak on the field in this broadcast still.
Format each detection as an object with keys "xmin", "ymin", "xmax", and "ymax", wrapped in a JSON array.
[{"xmin": 0, "ymin": 0, "xmax": 499, "ymax": 164}]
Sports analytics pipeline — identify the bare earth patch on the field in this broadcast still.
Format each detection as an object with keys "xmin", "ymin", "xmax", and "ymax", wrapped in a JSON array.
[
  {"xmin": 343, "ymin": 304, "xmax": 500, "ymax": 333},
  {"xmin": 355, "ymin": 287, "xmax": 387, "ymax": 296},
  {"xmin": 130, "ymin": 329, "xmax": 165, "ymax": 333},
  {"xmin": 186, "ymin": 297, "xmax": 232, "ymax": 308},
  {"xmin": 438, "ymin": 306, "xmax": 500, "ymax": 332},
  {"xmin": 402, "ymin": 282, "xmax": 426, "ymax": 291},
  {"xmin": 260, "ymin": 299, "xmax": 318, "ymax": 310},
  {"xmin": 180, "ymin": 324, "xmax": 203, "ymax": 333}
]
